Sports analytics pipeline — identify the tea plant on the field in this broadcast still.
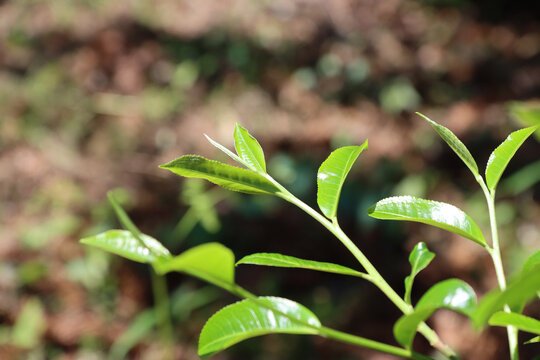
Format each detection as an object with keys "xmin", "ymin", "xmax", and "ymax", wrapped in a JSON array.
[{"xmin": 81, "ymin": 117, "xmax": 540, "ymax": 359}]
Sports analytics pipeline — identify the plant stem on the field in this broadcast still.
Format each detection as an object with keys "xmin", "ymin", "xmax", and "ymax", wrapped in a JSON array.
[
  {"xmin": 230, "ymin": 285, "xmax": 434, "ymax": 360},
  {"xmin": 151, "ymin": 268, "xmax": 175, "ymax": 360},
  {"xmin": 478, "ymin": 178, "xmax": 519, "ymax": 360},
  {"xmin": 274, "ymin": 188, "xmax": 457, "ymax": 359}
]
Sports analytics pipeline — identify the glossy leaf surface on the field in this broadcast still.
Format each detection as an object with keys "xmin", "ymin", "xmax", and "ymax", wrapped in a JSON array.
[
  {"xmin": 367, "ymin": 196, "xmax": 486, "ymax": 246},
  {"xmin": 234, "ymin": 123, "xmax": 266, "ymax": 172},
  {"xmin": 394, "ymin": 279, "xmax": 476, "ymax": 349},
  {"xmin": 80, "ymin": 230, "xmax": 171, "ymax": 263},
  {"xmin": 485, "ymin": 126, "xmax": 538, "ymax": 191},
  {"xmin": 418, "ymin": 113, "xmax": 479, "ymax": 177},
  {"xmin": 317, "ymin": 143, "xmax": 367, "ymax": 219},
  {"xmin": 489, "ymin": 312, "xmax": 540, "ymax": 335},
  {"xmin": 404, "ymin": 242, "xmax": 435, "ymax": 304},
  {"xmin": 473, "ymin": 263, "xmax": 540, "ymax": 327},
  {"xmin": 154, "ymin": 243, "xmax": 235, "ymax": 289},
  {"xmin": 160, "ymin": 155, "xmax": 280, "ymax": 195},
  {"xmin": 198, "ymin": 297, "xmax": 321, "ymax": 357},
  {"xmin": 237, "ymin": 253, "xmax": 367, "ymax": 278}
]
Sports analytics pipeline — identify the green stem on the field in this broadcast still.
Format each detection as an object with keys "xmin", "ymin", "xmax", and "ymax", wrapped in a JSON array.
[
  {"xmin": 151, "ymin": 268, "xmax": 174, "ymax": 360},
  {"xmin": 230, "ymin": 285, "xmax": 433, "ymax": 360},
  {"xmin": 272, "ymin": 186, "xmax": 457, "ymax": 359},
  {"xmin": 478, "ymin": 177, "xmax": 519, "ymax": 360}
]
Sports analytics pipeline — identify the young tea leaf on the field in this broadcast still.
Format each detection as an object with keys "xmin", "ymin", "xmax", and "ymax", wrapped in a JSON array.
[
  {"xmin": 234, "ymin": 123, "xmax": 266, "ymax": 172},
  {"xmin": 489, "ymin": 312, "xmax": 540, "ymax": 335},
  {"xmin": 317, "ymin": 142, "xmax": 368, "ymax": 219},
  {"xmin": 154, "ymin": 242, "xmax": 235, "ymax": 290},
  {"xmin": 237, "ymin": 253, "xmax": 368, "ymax": 279},
  {"xmin": 80, "ymin": 230, "xmax": 171, "ymax": 264},
  {"xmin": 524, "ymin": 335, "xmax": 540, "ymax": 344},
  {"xmin": 485, "ymin": 126, "xmax": 538, "ymax": 192},
  {"xmin": 204, "ymin": 134, "xmax": 246, "ymax": 166},
  {"xmin": 367, "ymin": 196, "xmax": 486, "ymax": 247},
  {"xmin": 418, "ymin": 113, "xmax": 479, "ymax": 178},
  {"xmin": 394, "ymin": 279, "xmax": 477, "ymax": 349},
  {"xmin": 473, "ymin": 263, "xmax": 540, "ymax": 327},
  {"xmin": 198, "ymin": 296, "xmax": 321, "ymax": 358},
  {"xmin": 160, "ymin": 155, "xmax": 280, "ymax": 195},
  {"xmin": 404, "ymin": 242, "xmax": 435, "ymax": 304}
]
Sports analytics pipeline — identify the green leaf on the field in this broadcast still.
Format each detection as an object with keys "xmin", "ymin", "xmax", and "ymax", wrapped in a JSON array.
[
  {"xmin": 485, "ymin": 126, "xmax": 538, "ymax": 192},
  {"xmin": 11, "ymin": 297, "xmax": 46, "ymax": 349},
  {"xmin": 523, "ymin": 250, "xmax": 540, "ymax": 274},
  {"xmin": 234, "ymin": 123, "xmax": 266, "ymax": 172},
  {"xmin": 80, "ymin": 230, "xmax": 171, "ymax": 264},
  {"xmin": 473, "ymin": 263, "xmax": 540, "ymax": 327},
  {"xmin": 524, "ymin": 335, "xmax": 540, "ymax": 344},
  {"xmin": 489, "ymin": 312, "xmax": 540, "ymax": 335},
  {"xmin": 394, "ymin": 279, "xmax": 477, "ymax": 349},
  {"xmin": 198, "ymin": 296, "xmax": 321, "ymax": 357},
  {"xmin": 367, "ymin": 196, "xmax": 486, "ymax": 247},
  {"xmin": 160, "ymin": 155, "xmax": 280, "ymax": 195},
  {"xmin": 317, "ymin": 143, "xmax": 368, "ymax": 219},
  {"xmin": 418, "ymin": 112, "xmax": 479, "ymax": 178},
  {"xmin": 154, "ymin": 243, "xmax": 235, "ymax": 290},
  {"xmin": 508, "ymin": 101, "xmax": 540, "ymax": 141},
  {"xmin": 237, "ymin": 253, "xmax": 368, "ymax": 278},
  {"xmin": 204, "ymin": 134, "xmax": 246, "ymax": 167},
  {"xmin": 404, "ymin": 242, "xmax": 435, "ymax": 304}
]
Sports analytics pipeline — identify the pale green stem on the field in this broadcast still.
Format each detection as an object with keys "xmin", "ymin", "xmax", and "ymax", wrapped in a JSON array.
[
  {"xmin": 267, "ymin": 182, "xmax": 457, "ymax": 359},
  {"xmin": 150, "ymin": 268, "xmax": 174, "ymax": 360},
  {"xmin": 231, "ymin": 285, "xmax": 433, "ymax": 360},
  {"xmin": 477, "ymin": 177, "xmax": 519, "ymax": 360}
]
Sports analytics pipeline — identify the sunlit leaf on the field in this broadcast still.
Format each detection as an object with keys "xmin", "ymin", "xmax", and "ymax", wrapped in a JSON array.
[
  {"xmin": 404, "ymin": 242, "xmax": 435, "ymax": 304},
  {"xmin": 204, "ymin": 134, "xmax": 246, "ymax": 167},
  {"xmin": 198, "ymin": 296, "xmax": 321, "ymax": 358},
  {"xmin": 418, "ymin": 112, "xmax": 479, "ymax": 178},
  {"xmin": 160, "ymin": 155, "xmax": 280, "ymax": 195},
  {"xmin": 80, "ymin": 230, "xmax": 171, "ymax": 264},
  {"xmin": 154, "ymin": 243, "xmax": 235, "ymax": 290},
  {"xmin": 489, "ymin": 312, "xmax": 540, "ymax": 335},
  {"xmin": 234, "ymin": 123, "xmax": 266, "ymax": 172},
  {"xmin": 317, "ymin": 143, "xmax": 368, "ymax": 219},
  {"xmin": 508, "ymin": 101, "xmax": 540, "ymax": 141},
  {"xmin": 524, "ymin": 335, "xmax": 540, "ymax": 344},
  {"xmin": 237, "ymin": 253, "xmax": 368, "ymax": 278},
  {"xmin": 485, "ymin": 126, "xmax": 538, "ymax": 192},
  {"xmin": 367, "ymin": 196, "xmax": 486, "ymax": 247},
  {"xmin": 473, "ymin": 263, "xmax": 540, "ymax": 327},
  {"xmin": 394, "ymin": 279, "xmax": 477, "ymax": 349}
]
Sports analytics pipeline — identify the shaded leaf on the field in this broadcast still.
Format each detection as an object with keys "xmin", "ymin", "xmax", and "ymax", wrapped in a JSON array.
[
  {"xmin": 198, "ymin": 297, "xmax": 321, "ymax": 358},
  {"xmin": 485, "ymin": 126, "xmax": 538, "ymax": 192},
  {"xmin": 317, "ymin": 143, "xmax": 368, "ymax": 219},
  {"xmin": 234, "ymin": 123, "xmax": 266, "ymax": 172},
  {"xmin": 473, "ymin": 263, "xmax": 540, "ymax": 327},
  {"xmin": 523, "ymin": 250, "xmax": 540, "ymax": 275},
  {"xmin": 367, "ymin": 196, "xmax": 486, "ymax": 247},
  {"xmin": 394, "ymin": 279, "xmax": 476, "ymax": 349},
  {"xmin": 80, "ymin": 230, "xmax": 171, "ymax": 264},
  {"xmin": 404, "ymin": 242, "xmax": 435, "ymax": 304},
  {"xmin": 489, "ymin": 312, "xmax": 540, "ymax": 335},
  {"xmin": 237, "ymin": 253, "xmax": 367, "ymax": 278},
  {"xmin": 418, "ymin": 113, "xmax": 479, "ymax": 178},
  {"xmin": 160, "ymin": 155, "xmax": 280, "ymax": 195},
  {"xmin": 154, "ymin": 243, "xmax": 235, "ymax": 290}
]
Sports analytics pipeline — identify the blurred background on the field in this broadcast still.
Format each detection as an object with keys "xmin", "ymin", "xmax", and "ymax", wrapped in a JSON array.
[{"xmin": 1, "ymin": 0, "xmax": 539, "ymax": 359}]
